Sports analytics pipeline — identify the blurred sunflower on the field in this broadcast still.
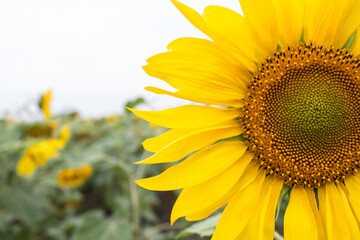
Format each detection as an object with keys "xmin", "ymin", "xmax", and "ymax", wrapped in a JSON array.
[
  {"xmin": 17, "ymin": 125, "xmax": 71, "ymax": 177},
  {"xmin": 131, "ymin": 0, "xmax": 360, "ymax": 239},
  {"xmin": 57, "ymin": 164, "xmax": 92, "ymax": 188},
  {"xmin": 40, "ymin": 90, "xmax": 52, "ymax": 120}
]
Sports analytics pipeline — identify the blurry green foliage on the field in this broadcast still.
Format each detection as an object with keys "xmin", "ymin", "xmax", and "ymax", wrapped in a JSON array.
[
  {"xmin": 0, "ymin": 97, "xmax": 288, "ymax": 239},
  {"xmin": 0, "ymin": 98, "xmax": 214, "ymax": 240}
]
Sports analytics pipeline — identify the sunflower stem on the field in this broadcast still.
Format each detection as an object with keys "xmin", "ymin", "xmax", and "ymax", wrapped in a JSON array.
[{"xmin": 274, "ymin": 231, "xmax": 284, "ymax": 240}]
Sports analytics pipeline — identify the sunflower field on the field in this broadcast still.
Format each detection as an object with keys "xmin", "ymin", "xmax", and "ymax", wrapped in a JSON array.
[{"xmin": 0, "ymin": 92, "xmax": 230, "ymax": 240}]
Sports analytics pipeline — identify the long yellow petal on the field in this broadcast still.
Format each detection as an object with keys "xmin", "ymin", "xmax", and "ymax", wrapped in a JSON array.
[
  {"xmin": 272, "ymin": 0, "xmax": 304, "ymax": 47},
  {"xmin": 145, "ymin": 86, "xmax": 245, "ymax": 108},
  {"xmin": 167, "ymin": 37, "xmax": 248, "ymax": 78},
  {"xmin": 142, "ymin": 128, "xmax": 195, "ymax": 153},
  {"xmin": 337, "ymin": 184, "xmax": 360, "ymax": 238},
  {"xmin": 202, "ymin": 6, "xmax": 263, "ymax": 67},
  {"xmin": 331, "ymin": 0, "xmax": 360, "ymax": 49},
  {"xmin": 171, "ymin": 0, "xmax": 210, "ymax": 35},
  {"xmin": 144, "ymin": 37, "xmax": 249, "ymax": 103},
  {"xmin": 167, "ymin": 37, "xmax": 240, "ymax": 68},
  {"xmin": 235, "ymin": 176, "xmax": 283, "ymax": 240},
  {"xmin": 185, "ymin": 162, "xmax": 259, "ymax": 222},
  {"xmin": 211, "ymin": 170, "xmax": 266, "ymax": 240},
  {"xmin": 345, "ymin": 173, "xmax": 360, "ymax": 222},
  {"xmin": 138, "ymin": 124, "xmax": 243, "ymax": 164},
  {"xmin": 145, "ymin": 51, "xmax": 247, "ymax": 91},
  {"xmin": 136, "ymin": 141, "xmax": 248, "ymax": 191},
  {"xmin": 284, "ymin": 187, "xmax": 325, "ymax": 240},
  {"xmin": 239, "ymin": 0, "xmax": 278, "ymax": 57},
  {"xmin": 318, "ymin": 183, "xmax": 360, "ymax": 239},
  {"xmin": 170, "ymin": 1, "xmax": 256, "ymax": 72},
  {"xmin": 303, "ymin": 0, "xmax": 349, "ymax": 47},
  {"xmin": 128, "ymin": 105, "xmax": 240, "ymax": 129},
  {"xmin": 351, "ymin": 31, "xmax": 360, "ymax": 56},
  {"xmin": 143, "ymin": 64, "xmax": 246, "ymax": 101},
  {"xmin": 171, "ymin": 152, "xmax": 254, "ymax": 224}
]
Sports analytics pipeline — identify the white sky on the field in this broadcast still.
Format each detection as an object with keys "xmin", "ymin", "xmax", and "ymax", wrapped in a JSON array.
[{"xmin": 0, "ymin": 0, "xmax": 242, "ymax": 117}]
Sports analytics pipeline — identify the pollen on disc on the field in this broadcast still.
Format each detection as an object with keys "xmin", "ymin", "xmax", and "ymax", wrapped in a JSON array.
[{"xmin": 243, "ymin": 43, "xmax": 360, "ymax": 188}]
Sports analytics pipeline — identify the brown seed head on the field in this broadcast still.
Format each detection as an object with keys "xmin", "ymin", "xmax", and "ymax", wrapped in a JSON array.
[{"xmin": 243, "ymin": 43, "xmax": 360, "ymax": 188}]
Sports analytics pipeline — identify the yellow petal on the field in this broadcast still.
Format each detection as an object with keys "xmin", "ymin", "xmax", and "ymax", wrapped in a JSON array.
[
  {"xmin": 16, "ymin": 157, "xmax": 37, "ymax": 177},
  {"xmin": 171, "ymin": 0, "xmax": 210, "ymax": 36},
  {"xmin": 145, "ymin": 86, "xmax": 245, "ymax": 108},
  {"xmin": 167, "ymin": 37, "xmax": 247, "ymax": 74},
  {"xmin": 239, "ymin": 0, "xmax": 278, "ymax": 57},
  {"xmin": 202, "ymin": 6, "xmax": 264, "ymax": 65},
  {"xmin": 284, "ymin": 187, "xmax": 325, "ymax": 240},
  {"xmin": 137, "ymin": 124, "xmax": 243, "ymax": 164},
  {"xmin": 211, "ymin": 170, "xmax": 266, "ymax": 240},
  {"xmin": 185, "ymin": 162, "xmax": 259, "ymax": 221},
  {"xmin": 345, "ymin": 173, "xmax": 360, "ymax": 222},
  {"xmin": 59, "ymin": 124, "xmax": 71, "ymax": 146},
  {"xmin": 136, "ymin": 141, "xmax": 248, "ymax": 191},
  {"xmin": 145, "ymin": 51, "xmax": 247, "ymax": 90},
  {"xmin": 235, "ymin": 176, "xmax": 283, "ymax": 240},
  {"xmin": 171, "ymin": 152, "xmax": 254, "ymax": 224},
  {"xmin": 338, "ymin": 184, "xmax": 360, "ymax": 238},
  {"xmin": 167, "ymin": 37, "xmax": 240, "ymax": 67},
  {"xmin": 170, "ymin": 1, "xmax": 255, "ymax": 72},
  {"xmin": 143, "ymin": 64, "xmax": 246, "ymax": 102},
  {"xmin": 351, "ymin": 30, "xmax": 360, "ymax": 55},
  {"xmin": 318, "ymin": 183, "xmax": 360, "ymax": 239},
  {"xmin": 40, "ymin": 90, "xmax": 52, "ymax": 120},
  {"xmin": 144, "ymin": 39, "xmax": 248, "ymax": 102},
  {"xmin": 272, "ymin": 0, "xmax": 305, "ymax": 47},
  {"xmin": 330, "ymin": 0, "xmax": 360, "ymax": 48},
  {"xmin": 142, "ymin": 128, "xmax": 195, "ymax": 153},
  {"xmin": 128, "ymin": 105, "xmax": 240, "ymax": 129},
  {"xmin": 303, "ymin": 0, "xmax": 349, "ymax": 47}
]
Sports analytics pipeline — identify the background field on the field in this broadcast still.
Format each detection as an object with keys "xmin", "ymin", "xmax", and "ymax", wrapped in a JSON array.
[{"xmin": 0, "ymin": 94, "xmax": 226, "ymax": 240}]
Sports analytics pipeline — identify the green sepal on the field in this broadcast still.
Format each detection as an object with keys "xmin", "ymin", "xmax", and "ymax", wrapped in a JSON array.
[
  {"xmin": 220, "ymin": 134, "xmax": 247, "ymax": 143},
  {"xmin": 314, "ymin": 188, "xmax": 319, "ymax": 208},
  {"xmin": 275, "ymin": 185, "xmax": 291, "ymax": 221},
  {"xmin": 342, "ymin": 29, "xmax": 358, "ymax": 49},
  {"xmin": 300, "ymin": 28, "xmax": 305, "ymax": 43}
]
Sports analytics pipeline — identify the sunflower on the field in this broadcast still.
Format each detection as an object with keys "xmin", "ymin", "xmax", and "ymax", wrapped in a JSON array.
[
  {"xmin": 17, "ymin": 125, "xmax": 71, "ymax": 177},
  {"xmin": 40, "ymin": 90, "xmax": 52, "ymax": 120},
  {"xmin": 57, "ymin": 164, "xmax": 92, "ymax": 188},
  {"xmin": 130, "ymin": 0, "xmax": 360, "ymax": 239}
]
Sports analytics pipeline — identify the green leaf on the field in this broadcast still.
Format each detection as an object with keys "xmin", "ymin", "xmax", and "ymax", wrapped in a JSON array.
[
  {"xmin": 275, "ymin": 185, "xmax": 290, "ymax": 221},
  {"xmin": 125, "ymin": 98, "xmax": 145, "ymax": 111},
  {"xmin": 0, "ymin": 187, "xmax": 45, "ymax": 227},
  {"xmin": 71, "ymin": 211, "xmax": 132, "ymax": 240},
  {"xmin": 177, "ymin": 213, "xmax": 221, "ymax": 239},
  {"xmin": 343, "ymin": 29, "xmax": 358, "ymax": 49}
]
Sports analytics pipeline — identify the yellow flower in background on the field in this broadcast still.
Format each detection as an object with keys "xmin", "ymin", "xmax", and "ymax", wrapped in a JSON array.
[
  {"xmin": 16, "ymin": 155, "xmax": 37, "ymax": 176},
  {"xmin": 24, "ymin": 121, "xmax": 59, "ymax": 138},
  {"xmin": 40, "ymin": 90, "xmax": 52, "ymax": 120},
  {"xmin": 17, "ymin": 125, "xmax": 71, "ymax": 177},
  {"xmin": 105, "ymin": 114, "xmax": 118, "ymax": 125},
  {"xmin": 131, "ymin": 0, "xmax": 360, "ymax": 239},
  {"xmin": 57, "ymin": 164, "xmax": 92, "ymax": 188},
  {"xmin": 149, "ymin": 122, "xmax": 158, "ymax": 131},
  {"xmin": 59, "ymin": 124, "xmax": 71, "ymax": 147}
]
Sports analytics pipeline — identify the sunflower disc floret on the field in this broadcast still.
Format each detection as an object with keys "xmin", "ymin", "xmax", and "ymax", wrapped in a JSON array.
[{"xmin": 244, "ymin": 43, "xmax": 360, "ymax": 188}]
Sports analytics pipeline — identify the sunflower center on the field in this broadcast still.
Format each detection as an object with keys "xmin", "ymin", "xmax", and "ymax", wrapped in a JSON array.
[{"xmin": 243, "ymin": 44, "xmax": 360, "ymax": 188}]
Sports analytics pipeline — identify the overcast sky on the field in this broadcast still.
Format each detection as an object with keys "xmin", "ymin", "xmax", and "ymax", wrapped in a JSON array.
[{"xmin": 0, "ymin": 0, "xmax": 242, "ymax": 117}]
